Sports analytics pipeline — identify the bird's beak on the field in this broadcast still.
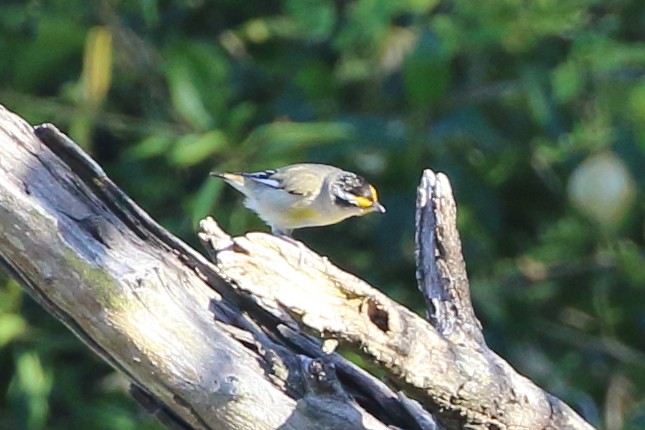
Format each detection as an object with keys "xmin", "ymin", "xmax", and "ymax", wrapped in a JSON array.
[{"xmin": 372, "ymin": 202, "xmax": 386, "ymax": 213}]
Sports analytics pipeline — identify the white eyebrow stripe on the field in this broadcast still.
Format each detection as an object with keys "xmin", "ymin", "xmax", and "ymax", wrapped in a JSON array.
[{"xmin": 338, "ymin": 190, "xmax": 357, "ymax": 203}]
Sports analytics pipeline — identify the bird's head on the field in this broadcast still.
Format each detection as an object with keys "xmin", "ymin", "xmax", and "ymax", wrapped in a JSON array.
[{"xmin": 331, "ymin": 172, "xmax": 386, "ymax": 214}]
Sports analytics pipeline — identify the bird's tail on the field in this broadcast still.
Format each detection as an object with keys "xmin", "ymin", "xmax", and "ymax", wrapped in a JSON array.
[
  {"xmin": 209, "ymin": 172, "xmax": 249, "ymax": 195},
  {"xmin": 209, "ymin": 172, "xmax": 244, "ymax": 185}
]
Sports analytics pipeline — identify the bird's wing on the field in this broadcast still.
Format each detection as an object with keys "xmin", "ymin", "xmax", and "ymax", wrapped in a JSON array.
[
  {"xmin": 241, "ymin": 165, "xmax": 329, "ymax": 197},
  {"xmin": 237, "ymin": 169, "xmax": 281, "ymax": 188}
]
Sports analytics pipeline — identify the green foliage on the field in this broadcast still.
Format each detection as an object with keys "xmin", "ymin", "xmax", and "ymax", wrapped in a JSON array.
[{"xmin": 1, "ymin": 0, "xmax": 645, "ymax": 428}]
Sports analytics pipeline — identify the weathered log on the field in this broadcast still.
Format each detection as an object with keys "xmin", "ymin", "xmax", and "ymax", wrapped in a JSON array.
[{"xmin": 0, "ymin": 104, "xmax": 593, "ymax": 429}]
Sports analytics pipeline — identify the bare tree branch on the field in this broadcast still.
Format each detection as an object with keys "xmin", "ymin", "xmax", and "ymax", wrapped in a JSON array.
[{"xmin": 0, "ymin": 104, "xmax": 593, "ymax": 430}]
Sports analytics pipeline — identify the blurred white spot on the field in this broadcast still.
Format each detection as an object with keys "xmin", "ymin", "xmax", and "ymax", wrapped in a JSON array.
[{"xmin": 568, "ymin": 152, "xmax": 635, "ymax": 227}]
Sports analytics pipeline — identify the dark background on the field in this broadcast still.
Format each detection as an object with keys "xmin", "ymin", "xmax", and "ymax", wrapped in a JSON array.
[{"xmin": 1, "ymin": 0, "xmax": 645, "ymax": 429}]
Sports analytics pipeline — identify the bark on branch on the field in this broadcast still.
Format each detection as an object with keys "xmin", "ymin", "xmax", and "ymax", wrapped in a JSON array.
[{"xmin": 0, "ymin": 104, "xmax": 593, "ymax": 430}]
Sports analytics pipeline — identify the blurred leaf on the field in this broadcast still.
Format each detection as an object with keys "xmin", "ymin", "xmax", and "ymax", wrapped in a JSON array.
[
  {"xmin": 139, "ymin": 0, "xmax": 160, "ymax": 27},
  {"xmin": 167, "ymin": 60, "xmax": 213, "ymax": 131},
  {"xmin": 67, "ymin": 26, "xmax": 114, "ymax": 150},
  {"xmin": 502, "ymin": 0, "xmax": 587, "ymax": 52},
  {"xmin": 227, "ymin": 101, "xmax": 257, "ymax": 136},
  {"xmin": 190, "ymin": 178, "xmax": 224, "ymax": 227},
  {"xmin": 126, "ymin": 134, "xmax": 175, "ymax": 160},
  {"xmin": 614, "ymin": 241, "xmax": 645, "ymax": 287},
  {"xmin": 552, "ymin": 60, "xmax": 583, "ymax": 104},
  {"xmin": 296, "ymin": 60, "xmax": 336, "ymax": 101},
  {"xmin": 628, "ymin": 81, "xmax": 645, "ymax": 146},
  {"xmin": 166, "ymin": 42, "xmax": 231, "ymax": 131},
  {"xmin": 572, "ymin": 34, "xmax": 645, "ymax": 73},
  {"xmin": 403, "ymin": 39, "xmax": 451, "ymax": 108},
  {"xmin": 400, "ymin": 0, "xmax": 439, "ymax": 13},
  {"xmin": 0, "ymin": 277, "xmax": 24, "ymax": 313},
  {"xmin": 169, "ymin": 130, "xmax": 228, "ymax": 166},
  {"xmin": 9, "ymin": 351, "xmax": 52, "ymax": 430},
  {"xmin": 335, "ymin": 0, "xmax": 398, "ymax": 57},
  {"xmin": 521, "ymin": 67, "xmax": 551, "ymax": 128},
  {"xmin": 0, "ymin": 314, "xmax": 26, "ymax": 348},
  {"xmin": 285, "ymin": 0, "xmax": 336, "ymax": 41},
  {"xmin": 9, "ymin": 17, "xmax": 85, "ymax": 91},
  {"xmin": 244, "ymin": 19, "xmax": 271, "ymax": 44},
  {"xmin": 380, "ymin": 27, "xmax": 418, "ymax": 74},
  {"xmin": 334, "ymin": 54, "xmax": 373, "ymax": 82},
  {"xmin": 82, "ymin": 26, "xmax": 113, "ymax": 106},
  {"xmin": 241, "ymin": 121, "xmax": 355, "ymax": 156}
]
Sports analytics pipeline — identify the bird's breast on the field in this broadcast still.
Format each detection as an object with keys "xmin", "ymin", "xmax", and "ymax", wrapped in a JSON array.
[{"xmin": 284, "ymin": 206, "xmax": 318, "ymax": 222}]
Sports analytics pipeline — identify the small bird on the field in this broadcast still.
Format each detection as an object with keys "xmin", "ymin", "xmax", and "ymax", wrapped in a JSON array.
[{"xmin": 210, "ymin": 163, "xmax": 386, "ymax": 236}]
